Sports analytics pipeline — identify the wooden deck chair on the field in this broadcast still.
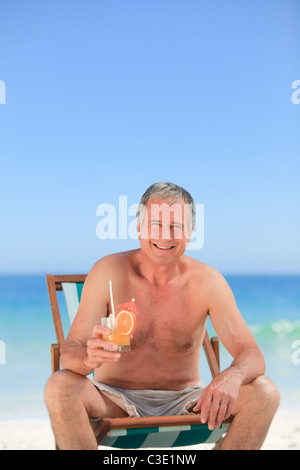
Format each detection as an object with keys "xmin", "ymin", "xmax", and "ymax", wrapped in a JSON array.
[{"xmin": 46, "ymin": 274, "xmax": 232, "ymax": 449}]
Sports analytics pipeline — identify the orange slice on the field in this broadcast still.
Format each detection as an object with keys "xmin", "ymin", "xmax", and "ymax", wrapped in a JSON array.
[{"xmin": 116, "ymin": 310, "xmax": 136, "ymax": 336}]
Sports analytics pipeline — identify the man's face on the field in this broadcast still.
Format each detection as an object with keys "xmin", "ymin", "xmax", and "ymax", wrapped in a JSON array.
[{"xmin": 137, "ymin": 198, "xmax": 193, "ymax": 265}]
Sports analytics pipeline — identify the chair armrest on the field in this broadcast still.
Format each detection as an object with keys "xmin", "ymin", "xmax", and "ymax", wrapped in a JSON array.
[
  {"xmin": 211, "ymin": 337, "xmax": 220, "ymax": 370},
  {"xmin": 51, "ymin": 343, "xmax": 60, "ymax": 373},
  {"xmin": 107, "ymin": 414, "xmax": 233, "ymax": 430}
]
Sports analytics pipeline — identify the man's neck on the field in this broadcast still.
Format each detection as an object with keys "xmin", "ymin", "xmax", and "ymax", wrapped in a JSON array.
[{"xmin": 134, "ymin": 249, "xmax": 183, "ymax": 287}]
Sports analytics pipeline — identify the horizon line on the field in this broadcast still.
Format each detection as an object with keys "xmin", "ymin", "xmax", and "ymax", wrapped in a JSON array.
[{"xmin": 0, "ymin": 271, "xmax": 299, "ymax": 277}]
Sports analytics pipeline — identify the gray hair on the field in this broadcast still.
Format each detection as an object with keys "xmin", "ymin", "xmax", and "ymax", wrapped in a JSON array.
[{"xmin": 136, "ymin": 182, "xmax": 195, "ymax": 230}]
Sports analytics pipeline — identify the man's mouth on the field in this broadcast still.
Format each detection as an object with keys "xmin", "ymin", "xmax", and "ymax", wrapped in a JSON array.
[{"xmin": 153, "ymin": 243, "xmax": 175, "ymax": 250}]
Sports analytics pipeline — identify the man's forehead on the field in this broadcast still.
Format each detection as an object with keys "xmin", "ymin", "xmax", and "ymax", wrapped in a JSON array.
[{"xmin": 146, "ymin": 199, "xmax": 187, "ymax": 221}]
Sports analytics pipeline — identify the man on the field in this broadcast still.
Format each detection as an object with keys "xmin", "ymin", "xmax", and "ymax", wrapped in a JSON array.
[{"xmin": 44, "ymin": 182, "xmax": 280, "ymax": 450}]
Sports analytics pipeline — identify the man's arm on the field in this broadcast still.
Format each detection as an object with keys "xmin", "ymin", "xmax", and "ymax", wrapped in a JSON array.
[
  {"xmin": 193, "ymin": 269, "xmax": 265, "ymax": 429},
  {"xmin": 60, "ymin": 258, "xmax": 121, "ymax": 375},
  {"xmin": 209, "ymin": 271, "xmax": 266, "ymax": 383}
]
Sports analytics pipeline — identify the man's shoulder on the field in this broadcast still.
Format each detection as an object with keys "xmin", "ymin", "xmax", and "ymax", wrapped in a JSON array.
[
  {"xmin": 90, "ymin": 250, "xmax": 135, "ymax": 274},
  {"xmin": 185, "ymin": 256, "xmax": 225, "ymax": 287},
  {"xmin": 183, "ymin": 255, "xmax": 222, "ymax": 279}
]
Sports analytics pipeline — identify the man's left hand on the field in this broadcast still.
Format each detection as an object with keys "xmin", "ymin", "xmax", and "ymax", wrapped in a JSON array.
[{"xmin": 193, "ymin": 369, "xmax": 243, "ymax": 430}]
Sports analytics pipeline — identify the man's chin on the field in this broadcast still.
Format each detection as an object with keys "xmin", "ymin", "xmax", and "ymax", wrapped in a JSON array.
[{"xmin": 149, "ymin": 243, "xmax": 185, "ymax": 264}]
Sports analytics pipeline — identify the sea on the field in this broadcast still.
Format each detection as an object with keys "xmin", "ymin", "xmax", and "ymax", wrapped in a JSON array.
[{"xmin": 0, "ymin": 275, "xmax": 299, "ymax": 420}]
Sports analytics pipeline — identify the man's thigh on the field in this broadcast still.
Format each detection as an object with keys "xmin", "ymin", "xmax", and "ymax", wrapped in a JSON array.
[
  {"xmin": 88, "ymin": 383, "xmax": 130, "ymax": 419},
  {"xmin": 49, "ymin": 369, "xmax": 129, "ymax": 420}
]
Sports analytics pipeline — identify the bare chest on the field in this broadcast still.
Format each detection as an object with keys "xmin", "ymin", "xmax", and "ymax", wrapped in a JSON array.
[{"xmin": 118, "ymin": 282, "xmax": 208, "ymax": 353}]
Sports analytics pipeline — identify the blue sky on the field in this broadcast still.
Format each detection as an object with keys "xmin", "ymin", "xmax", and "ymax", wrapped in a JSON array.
[{"xmin": 0, "ymin": 0, "xmax": 299, "ymax": 275}]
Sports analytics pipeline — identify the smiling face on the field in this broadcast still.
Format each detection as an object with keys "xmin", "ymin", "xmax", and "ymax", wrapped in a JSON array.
[{"xmin": 137, "ymin": 198, "xmax": 193, "ymax": 265}]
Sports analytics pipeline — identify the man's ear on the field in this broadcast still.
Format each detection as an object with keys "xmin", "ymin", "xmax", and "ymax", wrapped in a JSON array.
[
  {"xmin": 137, "ymin": 220, "xmax": 141, "ymax": 240},
  {"xmin": 185, "ymin": 225, "xmax": 194, "ymax": 247}
]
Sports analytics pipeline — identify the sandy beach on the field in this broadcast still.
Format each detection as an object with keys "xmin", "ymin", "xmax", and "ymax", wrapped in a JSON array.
[{"xmin": 0, "ymin": 406, "xmax": 299, "ymax": 450}]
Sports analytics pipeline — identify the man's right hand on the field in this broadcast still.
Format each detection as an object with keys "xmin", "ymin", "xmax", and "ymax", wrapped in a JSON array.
[{"xmin": 86, "ymin": 325, "xmax": 121, "ymax": 369}]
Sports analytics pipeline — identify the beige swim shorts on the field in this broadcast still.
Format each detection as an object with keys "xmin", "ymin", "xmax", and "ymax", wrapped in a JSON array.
[{"xmin": 92, "ymin": 380, "xmax": 205, "ymax": 417}]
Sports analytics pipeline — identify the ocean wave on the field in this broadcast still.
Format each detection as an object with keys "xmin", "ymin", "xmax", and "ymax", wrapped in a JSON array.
[{"xmin": 249, "ymin": 319, "xmax": 300, "ymax": 339}]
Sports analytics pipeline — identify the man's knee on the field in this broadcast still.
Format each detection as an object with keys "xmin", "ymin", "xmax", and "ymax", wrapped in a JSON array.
[
  {"xmin": 251, "ymin": 375, "xmax": 280, "ymax": 413},
  {"xmin": 44, "ymin": 369, "xmax": 88, "ymax": 410}
]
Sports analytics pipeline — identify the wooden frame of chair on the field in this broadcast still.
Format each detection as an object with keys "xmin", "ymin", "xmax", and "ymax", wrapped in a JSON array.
[{"xmin": 46, "ymin": 273, "xmax": 232, "ymax": 447}]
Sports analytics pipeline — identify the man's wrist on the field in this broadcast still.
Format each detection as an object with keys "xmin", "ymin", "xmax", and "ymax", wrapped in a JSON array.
[{"xmin": 225, "ymin": 366, "xmax": 244, "ymax": 385}]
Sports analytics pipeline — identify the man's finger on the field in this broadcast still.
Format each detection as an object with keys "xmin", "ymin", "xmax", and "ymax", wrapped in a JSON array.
[
  {"xmin": 199, "ymin": 389, "xmax": 213, "ymax": 424},
  {"xmin": 89, "ymin": 351, "xmax": 121, "ymax": 364},
  {"xmin": 192, "ymin": 393, "xmax": 204, "ymax": 413},
  {"xmin": 224, "ymin": 398, "xmax": 235, "ymax": 420},
  {"xmin": 93, "ymin": 325, "xmax": 111, "ymax": 337},
  {"xmin": 207, "ymin": 394, "xmax": 221, "ymax": 430},
  {"xmin": 87, "ymin": 337, "xmax": 118, "ymax": 351},
  {"xmin": 215, "ymin": 399, "xmax": 229, "ymax": 429}
]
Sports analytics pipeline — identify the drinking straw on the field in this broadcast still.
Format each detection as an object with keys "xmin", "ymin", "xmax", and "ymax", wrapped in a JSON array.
[{"xmin": 109, "ymin": 280, "xmax": 116, "ymax": 320}]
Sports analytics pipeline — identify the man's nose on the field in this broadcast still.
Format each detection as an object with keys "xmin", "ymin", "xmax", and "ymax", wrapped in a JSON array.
[{"xmin": 159, "ymin": 225, "xmax": 173, "ymax": 239}]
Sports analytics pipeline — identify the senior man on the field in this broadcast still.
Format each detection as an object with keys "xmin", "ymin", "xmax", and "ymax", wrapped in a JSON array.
[{"xmin": 44, "ymin": 182, "xmax": 280, "ymax": 450}]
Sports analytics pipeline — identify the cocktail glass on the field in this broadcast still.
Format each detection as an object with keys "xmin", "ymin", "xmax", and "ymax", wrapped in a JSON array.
[{"xmin": 101, "ymin": 316, "xmax": 131, "ymax": 352}]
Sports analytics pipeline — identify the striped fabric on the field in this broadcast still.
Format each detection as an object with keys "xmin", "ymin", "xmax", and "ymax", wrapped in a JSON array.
[
  {"xmin": 61, "ymin": 282, "xmax": 84, "ymax": 323},
  {"xmin": 101, "ymin": 423, "xmax": 230, "ymax": 448},
  {"xmin": 62, "ymin": 282, "xmax": 93, "ymax": 383},
  {"xmin": 61, "ymin": 282, "xmax": 230, "ymax": 448}
]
